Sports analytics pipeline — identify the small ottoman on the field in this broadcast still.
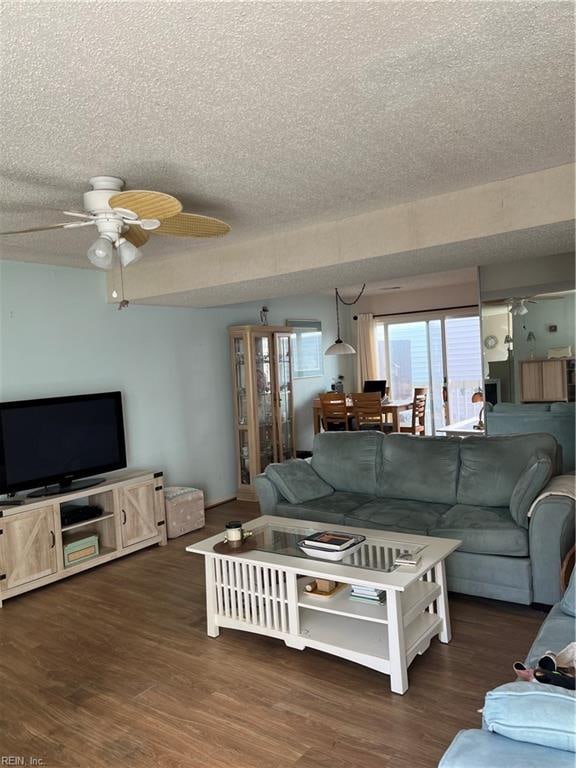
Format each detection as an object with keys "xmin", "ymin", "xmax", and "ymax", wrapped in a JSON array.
[{"xmin": 164, "ymin": 486, "xmax": 205, "ymax": 538}]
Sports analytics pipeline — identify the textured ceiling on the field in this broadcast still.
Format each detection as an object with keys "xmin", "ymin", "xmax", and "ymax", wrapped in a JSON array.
[{"xmin": 0, "ymin": 1, "xmax": 574, "ymax": 270}]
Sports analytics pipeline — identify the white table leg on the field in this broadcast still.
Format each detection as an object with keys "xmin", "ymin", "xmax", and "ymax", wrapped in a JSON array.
[
  {"xmin": 387, "ymin": 590, "xmax": 408, "ymax": 694},
  {"xmin": 434, "ymin": 560, "xmax": 451, "ymax": 643},
  {"xmin": 205, "ymin": 557, "xmax": 220, "ymax": 638}
]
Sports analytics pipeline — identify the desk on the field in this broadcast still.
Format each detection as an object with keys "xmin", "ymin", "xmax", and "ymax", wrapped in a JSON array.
[
  {"xmin": 436, "ymin": 418, "xmax": 485, "ymax": 437},
  {"xmin": 312, "ymin": 397, "xmax": 413, "ymax": 434}
]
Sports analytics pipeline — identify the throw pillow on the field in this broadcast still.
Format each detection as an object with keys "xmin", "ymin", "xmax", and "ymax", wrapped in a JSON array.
[
  {"xmin": 510, "ymin": 451, "xmax": 553, "ymax": 529},
  {"xmin": 560, "ymin": 569, "xmax": 576, "ymax": 618},
  {"xmin": 483, "ymin": 681, "xmax": 576, "ymax": 752},
  {"xmin": 265, "ymin": 460, "xmax": 333, "ymax": 505}
]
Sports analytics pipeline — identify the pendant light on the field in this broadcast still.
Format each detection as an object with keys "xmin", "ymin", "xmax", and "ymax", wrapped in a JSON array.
[{"xmin": 325, "ymin": 285, "xmax": 366, "ymax": 355}]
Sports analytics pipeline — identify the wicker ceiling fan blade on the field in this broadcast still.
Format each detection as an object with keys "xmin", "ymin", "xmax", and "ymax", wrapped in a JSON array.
[
  {"xmin": 153, "ymin": 212, "xmax": 231, "ymax": 237},
  {"xmin": 123, "ymin": 226, "xmax": 150, "ymax": 247},
  {"xmin": 108, "ymin": 190, "xmax": 182, "ymax": 221}
]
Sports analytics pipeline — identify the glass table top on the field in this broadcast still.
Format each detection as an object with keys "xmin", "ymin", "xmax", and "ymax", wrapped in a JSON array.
[{"xmin": 246, "ymin": 521, "xmax": 425, "ymax": 573}]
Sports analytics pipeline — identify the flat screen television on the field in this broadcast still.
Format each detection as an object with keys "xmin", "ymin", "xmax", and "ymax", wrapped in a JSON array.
[{"xmin": 0, "ymin": 392, "xmax": 127, "ymax": 497}]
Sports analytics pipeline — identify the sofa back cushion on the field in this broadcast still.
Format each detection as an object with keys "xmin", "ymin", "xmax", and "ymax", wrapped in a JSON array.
[
  {"xmin": 492, "ymin": 403, "xmax": 551, "ymax": 413},
  {"xmin": 457, "ymin": 434, "xmax": 559, "ymax": 508},
  {"xmin": 265, "ymin": 459, "xmax": 333, "ymax": 504},
  {"xmin": 550, "ymin": 402, "xmax": 576, "ymax": 414},
  {"xmin": 311, "ymin": 431, "xmax": 383, "ymax": 494},
  {"xmin": 377, "ymin": 434, "xmax": 460, "ymax": 504}
]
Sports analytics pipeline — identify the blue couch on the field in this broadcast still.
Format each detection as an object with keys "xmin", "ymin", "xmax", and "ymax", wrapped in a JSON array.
[
  {"xmin": 486, "ymin": 402, "xmax": 575, "ymax": 473},
  {"xmin": 439, "ymin": 573, "xmax": 576, "ymax": 767},
  {"xmin": 255, "ymin": 432, "xmax": 575, "ymax": 605}
]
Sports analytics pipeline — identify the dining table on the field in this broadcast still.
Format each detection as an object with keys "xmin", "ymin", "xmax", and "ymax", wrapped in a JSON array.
[{"xmin": 312, "ymin": 396, "xmax": 414, "ymax": 434}]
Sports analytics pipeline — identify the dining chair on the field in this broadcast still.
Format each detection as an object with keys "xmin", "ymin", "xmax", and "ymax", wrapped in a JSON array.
[
  {"xmin": 319, "ymin": 392, "xmax": 349, "ymax": 431},
  {"xmin": 350, "ymin": 392, "xmax": 385, "ymax": 431},
  {"xmin": 400, "ymin": 387, "xmax": 428, "ymax": 435}
]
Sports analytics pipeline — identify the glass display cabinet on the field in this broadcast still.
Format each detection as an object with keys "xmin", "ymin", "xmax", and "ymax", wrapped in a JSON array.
[{"xmin": 229, "ymin": 325, "xmax": 295, "ymax": 500}]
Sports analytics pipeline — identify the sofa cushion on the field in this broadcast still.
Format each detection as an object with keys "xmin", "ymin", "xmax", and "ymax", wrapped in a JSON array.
[
  {"xmin": 345, "ymin": 498, "xmax": 450, "ymax": 534},
  {"xmin": 526, "ymin": 603, "xmax": 576, "ymax": 668},
  {"xmin": 311, "ymin": 431, "xmax": 384, "ymax": 495},
  {"xmin": 560, "ymin": 569, "xmax": 576, "ymax": 617},
  {"xmin": 377, "ymin": 434, "xmax": 460, "ymax": 504},
  {"xmin": 509, "ymin": 451, "xmax": 553, "ymax": 529},
  {"xmin": 483, "ymin": 681, "xmax": 576, "ymax": 753},
  {"xmin": 431, "ymin": 505, "xmax": 528, "ymax": 556},
  {"xmin": 265, "ymin": 459, "xmax": 333, "ymax": 504},
  {"xmin": 438, "ymin": 729, "xmax": 574, "ymax": 768},
  {"xmin": 275, "ymin": 491, "xmax": 375, "ymax": 524},
  {"xmin": 457, "ymin": 434, "xmax": 558, "ymax": 508}
]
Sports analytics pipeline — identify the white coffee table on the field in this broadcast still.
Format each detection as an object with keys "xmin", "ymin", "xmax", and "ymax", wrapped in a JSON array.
[{"xmin": 186, "ymin": 516, "xmax": 460, "ymax": 694}]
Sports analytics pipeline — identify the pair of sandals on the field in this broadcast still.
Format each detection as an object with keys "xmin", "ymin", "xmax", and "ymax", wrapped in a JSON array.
[{"xmin": 514, "ymin": 643, "xmax": 576, "ymax": 690}]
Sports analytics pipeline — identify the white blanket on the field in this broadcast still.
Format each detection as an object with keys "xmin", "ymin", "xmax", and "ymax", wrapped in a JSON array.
[{"xmin": 528, "ymin": 473, "xmax": 576, "ymax": 518}]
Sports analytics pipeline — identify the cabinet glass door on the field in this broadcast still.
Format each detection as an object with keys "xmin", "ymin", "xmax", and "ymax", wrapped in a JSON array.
[
  {"xmin": 253, "ymin": 334, "xmax": 275, "ymax": 472},
  {"xmin": 233, "ymin": 336, "xmax": 248, "ymax": 427},
  {"xmin": 275, "ymin": 333, "xmax": 294, "ymax": 461}
]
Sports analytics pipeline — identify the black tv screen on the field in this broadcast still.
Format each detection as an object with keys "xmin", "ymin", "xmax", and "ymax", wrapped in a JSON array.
[{"xmin": 0, "ymin": 392, "xmax": 127, "ymax": 494}]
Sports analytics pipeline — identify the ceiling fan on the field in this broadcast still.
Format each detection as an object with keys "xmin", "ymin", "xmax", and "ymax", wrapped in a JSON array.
[{"xmin": 0, "ymin": 176, "xmax": 231, "ymax": 269}]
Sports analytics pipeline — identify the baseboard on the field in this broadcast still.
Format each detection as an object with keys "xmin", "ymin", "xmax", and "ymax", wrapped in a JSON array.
[{"xmin": 205, "ymin": 495, "xmax": 237, "ymax": 510}]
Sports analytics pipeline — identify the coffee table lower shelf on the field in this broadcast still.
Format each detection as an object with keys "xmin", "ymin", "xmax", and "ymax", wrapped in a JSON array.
[{"xmin": 298, "ymin": 609, "xmax": 443, "ymax": 674}]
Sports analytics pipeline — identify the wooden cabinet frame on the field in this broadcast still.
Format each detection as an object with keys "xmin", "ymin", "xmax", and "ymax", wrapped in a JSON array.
[
  {"xmin": 0, "ymin": 470, "xmax": 166, "ymax": 606},
  {"xmin": 229, "ymin": 325, "xmax": 296, "ymax": 501}
]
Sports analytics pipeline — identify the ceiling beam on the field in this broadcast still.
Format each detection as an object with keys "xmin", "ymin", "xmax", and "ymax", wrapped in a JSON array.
[{"xmin": 107, "ymin": 164, "xmax": 575, "ymax": 306}]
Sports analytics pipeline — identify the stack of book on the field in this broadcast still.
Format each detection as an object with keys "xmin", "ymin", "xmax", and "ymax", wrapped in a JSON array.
[
  {"xmin": 349, "ymin": 585, "xmax": 386, "ymax": 604},
  {"xmin": 299, "ymin": 531, "xmax": 362, "ymax": 551}
]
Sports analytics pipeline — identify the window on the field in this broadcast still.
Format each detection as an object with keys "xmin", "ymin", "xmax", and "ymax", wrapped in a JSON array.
[
  {"xmin": 375, "ymin": 311, "xmax": 482, "ymax": 433},
  {"xmin": 286, "ymin": 321, "xmax": 323, "ymax": 378}
]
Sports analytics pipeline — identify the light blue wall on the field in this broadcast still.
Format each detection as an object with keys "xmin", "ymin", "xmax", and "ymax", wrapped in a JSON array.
[{"xmin": 0, "ymin": 261, "xmax": 351, "ymax": 503}]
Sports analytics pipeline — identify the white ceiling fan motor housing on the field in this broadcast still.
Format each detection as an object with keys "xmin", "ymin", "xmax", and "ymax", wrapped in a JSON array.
[
  {"xmin": 83, "ymin": 176, "xmax": 125, "ymax": 214},
  {"xmin": 84, "ymin": 176, "xmax": 128, "ymax": 240}
]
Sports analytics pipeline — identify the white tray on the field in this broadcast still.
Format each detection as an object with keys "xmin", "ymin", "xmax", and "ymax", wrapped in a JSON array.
[{"xmin": 297, "ymin": 540, "xmax": 364, "ymax": 561}]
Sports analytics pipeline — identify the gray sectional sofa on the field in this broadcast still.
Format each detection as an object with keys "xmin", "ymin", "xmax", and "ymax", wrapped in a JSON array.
[
  {"xmin": 439, "ymin": 570, "xmax": 576, "ymax": 767},
  {"xmin": 255, "ymin": 432, "xmax": 575, "ymax": 605},
  {"xmin": 486, "ymin": 401, "xmax": 575, "ymax": 473}
]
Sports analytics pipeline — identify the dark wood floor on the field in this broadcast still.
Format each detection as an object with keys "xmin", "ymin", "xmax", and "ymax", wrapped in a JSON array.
[{"xmin": 0, "ymin": 501, "xmax": 542, "ymax": 768}]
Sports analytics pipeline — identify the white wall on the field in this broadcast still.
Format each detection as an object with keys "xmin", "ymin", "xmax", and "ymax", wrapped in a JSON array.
[
  {"xmin": 355, "ymin": 282, "xmax": 479, "ymax": 317},
  {"xmin": 0, "ymin": 261, "xmax": 350, "ymax": 503}
]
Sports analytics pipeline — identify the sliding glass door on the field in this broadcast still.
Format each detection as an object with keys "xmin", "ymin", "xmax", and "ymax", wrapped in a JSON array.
[
  {"xmin": 376, "ymin": 312, "xmax": 482, "ymax": 433},
  {"xmin": 444, "ymin": 316, "xmax": 483, "ymax": 422}
]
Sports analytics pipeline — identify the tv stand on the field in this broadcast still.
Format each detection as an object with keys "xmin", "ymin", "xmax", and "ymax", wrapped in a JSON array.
[
  {"xmin": 27, "ymin": 477, "xmax": 106, "ymax": 498},
  {"xmin": 0, "ymin": 470, "xmax": 166, "ymax": 606}
]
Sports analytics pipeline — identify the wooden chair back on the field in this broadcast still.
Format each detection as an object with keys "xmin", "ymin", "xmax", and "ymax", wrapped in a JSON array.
[
  {"xmin": 401, "ymin": 387, "xmax": 428, "ymax": 435},
  {"xmin": 319, "ymin": 392, "xmax": 349, "ymax": 431},
  {"xmin": 350, "ymin": 392, "xmax": 384, "ymax": 430}
]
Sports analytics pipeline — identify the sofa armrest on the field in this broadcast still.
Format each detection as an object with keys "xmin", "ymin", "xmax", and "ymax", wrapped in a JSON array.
[
  {"xmin": 529, "ymin": 494, "xmax": 575, "ymax": 605},
  {"xmin": 254, "ymin": 474, "xmax": 283, "ymax": 516}
]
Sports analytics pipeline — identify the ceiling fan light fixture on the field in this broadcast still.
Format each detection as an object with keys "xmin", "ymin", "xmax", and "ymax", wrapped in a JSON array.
[
  {"xmin": 117, "ymin": 238, "xmax": 142, "ymax": 267},
  {"xmin": 87, "ymin": 235, "xmax": 114, "ymax": 270}
]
